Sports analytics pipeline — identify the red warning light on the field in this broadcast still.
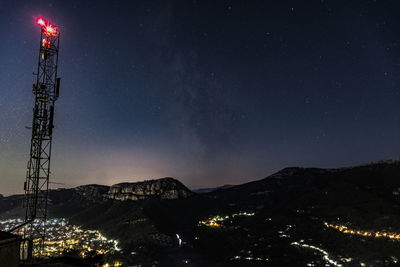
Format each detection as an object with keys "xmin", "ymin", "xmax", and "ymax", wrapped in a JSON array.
[
  {"xmin": 35, "ymin": 17, "xmax": 59, "ymax": 37},
  {"xmin": 45, "ymin": 25, "xmax": 57, "ymax": 36},
  {"xmin": 44, "ymin": 25, "xmax": 58, "ymax": 37},
  {"xmin": 36, "ymin": 17, "xmax": 46, "ymax": 26},
  {"xmin": 42, "ymin": 39, "xmax": 51, "ymax": 48}
]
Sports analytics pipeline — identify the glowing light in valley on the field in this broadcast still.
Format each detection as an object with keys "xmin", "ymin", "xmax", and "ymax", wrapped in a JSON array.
[
  {"xmin": 0, "ymin": 218, "xmax": 121, "ymax": 258},
  {"xmin": 199, "ymin": 211, "xmax": 255, "ymax": 228},
  {"xmin": 230, "ymin": 255, "xmax": 269, "ymax": 262},
  {"xmin": 176, "ymin": 234, "xmax": 182, "ymax": 246},
  {"xmin": 291, "ymin": 241, "xmax": 342, "ymax": 267},
  {"xmin": 102, "ymin": 262, "xmax": 122, "ymax": 267},
  {"xmin": 324, "ymin": 222, "xmax": 400, "ymax": 240}
]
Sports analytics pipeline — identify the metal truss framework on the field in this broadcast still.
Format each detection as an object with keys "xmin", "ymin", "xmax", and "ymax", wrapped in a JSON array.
[{"xmin": 23, "ymin": 27, "xmax": 60, "ymax": 260}]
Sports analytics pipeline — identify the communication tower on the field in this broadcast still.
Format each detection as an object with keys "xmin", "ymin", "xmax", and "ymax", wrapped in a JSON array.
[{"xmin": 22, "ymin": 17, "xmax": 61, "ymax": 260}]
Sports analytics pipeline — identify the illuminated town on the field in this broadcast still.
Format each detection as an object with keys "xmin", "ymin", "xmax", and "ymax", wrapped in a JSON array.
[
  {"xmin": 198, "ymin": 213, "xmax": 400, "ymax": 266},
  {"xmin": 0, "ymin": 218, "xmax": 122, "ymax": 266},
  {"xmin": 324, "ymin": 221, "xmax": 400, "ymax": 241},
  {"xmin": 288, "ymin": 221, "xmax": 400, "ymax": 266},
  {"xmin": 199, "ymin": 211, "xmax": 255, "ymax": 228},
  {"xmin": 291, "ymin": 241, "xmax": 344, "ymax": 267}
]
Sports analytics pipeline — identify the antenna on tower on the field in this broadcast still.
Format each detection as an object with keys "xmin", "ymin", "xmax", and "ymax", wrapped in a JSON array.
[{"xmin": 9, "ymin": 17, "xmax": 61, "ymax": 261}]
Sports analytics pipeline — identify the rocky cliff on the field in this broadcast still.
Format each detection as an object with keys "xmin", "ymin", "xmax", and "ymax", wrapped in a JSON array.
[
  {"xmin": 105, "ymin": 177, "xmax": 194, "ymax": 201},
  {"xmin": 0, "ymin": 178, "xmax": 194, "ymax": 218},
  {"xmin": 73, "ymin": 184, "xmax": 110, "ymax": 202}
]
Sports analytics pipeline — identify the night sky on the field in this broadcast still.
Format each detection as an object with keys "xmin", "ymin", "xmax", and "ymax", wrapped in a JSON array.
[{"xmin": 1, "ymin": 0, "xmax": 400, "ymax": 195}]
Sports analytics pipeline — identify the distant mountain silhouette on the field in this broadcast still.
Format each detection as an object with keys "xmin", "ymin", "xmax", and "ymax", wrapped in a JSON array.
[
  {"xmin": 2, "ymin": 160, "xmax": 400, "ymax": 265},
  {"xmin": 192, "ymin": 184, "xmax": 235, "ymax": 194}
]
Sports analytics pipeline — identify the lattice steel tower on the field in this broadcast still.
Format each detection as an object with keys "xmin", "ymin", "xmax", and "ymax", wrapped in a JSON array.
[{"xmin": 23, "ymin": 17, "xmax": 61, "ymax": 259}]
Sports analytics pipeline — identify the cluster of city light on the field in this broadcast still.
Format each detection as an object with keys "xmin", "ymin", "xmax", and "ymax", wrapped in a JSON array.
[
  {"xmin": 230, "ymin": 255, "xmax": 269, "ymax": 262},
  {"xmin": 0, "ymin": 218, "xmax": 24, "ymax": 231},
  {"xmin": 0, "ymin": 218, "xmax": 121, "ymax": 259},
  {"xmin": 101, "ymin": 262, "xmax": 123, "ymax": 267},
  {"xmin": 324, "ymin": 222, "xmax": 400, "ymax": 240},
  {"xmin": 291, "ymin": 241, "xmax": 343, "ymax": 267},
  {"xmin": 199, "ymin": 211, "xmax": 255, "ymax": 228}
]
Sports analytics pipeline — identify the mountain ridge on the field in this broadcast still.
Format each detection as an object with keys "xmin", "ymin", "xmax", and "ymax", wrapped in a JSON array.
[{"xmin": 2, "ymin": 160, "xmax": 400, "ymax": 265}]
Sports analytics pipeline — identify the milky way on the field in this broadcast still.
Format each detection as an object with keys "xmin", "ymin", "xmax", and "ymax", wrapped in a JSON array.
[{"xmin": 0, "ymin": 0, "xmax": 399, "ymax": 194}]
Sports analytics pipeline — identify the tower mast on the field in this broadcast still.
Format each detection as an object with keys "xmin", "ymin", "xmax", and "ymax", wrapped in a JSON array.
[{"xmin": 23, "ymin": 17, "xmax": 61, "ymax": 260}]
